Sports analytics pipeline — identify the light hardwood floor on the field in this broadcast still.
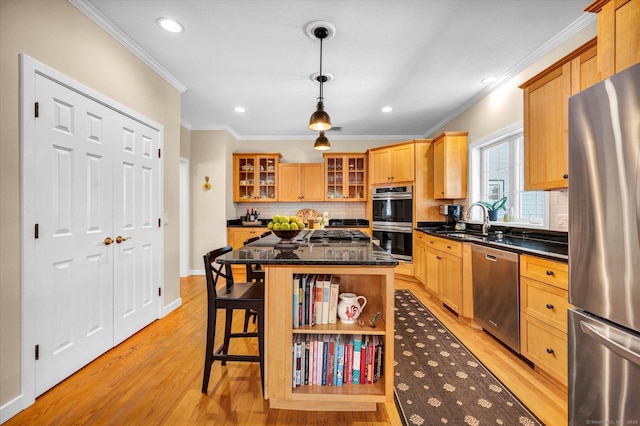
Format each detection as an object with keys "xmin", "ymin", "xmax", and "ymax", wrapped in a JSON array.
[{"xmin": 5, "ymin": 274, "xmax": 566, "ymax": 425}]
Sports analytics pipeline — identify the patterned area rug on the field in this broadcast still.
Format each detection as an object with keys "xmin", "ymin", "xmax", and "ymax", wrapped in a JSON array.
[{"xmin": 394, "ymin": 289, "xmax": 542, "ymax": 426}]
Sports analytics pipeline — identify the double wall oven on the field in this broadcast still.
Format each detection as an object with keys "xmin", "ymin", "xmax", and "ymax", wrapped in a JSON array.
[{"xmin": 372, "ymin": 185, "xmax": 413, "ymax": 262}]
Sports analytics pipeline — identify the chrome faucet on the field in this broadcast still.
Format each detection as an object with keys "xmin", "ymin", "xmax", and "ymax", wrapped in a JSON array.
[{"xmin": 468, "ymin": 202, "xmax": 491, "ymax": 235}]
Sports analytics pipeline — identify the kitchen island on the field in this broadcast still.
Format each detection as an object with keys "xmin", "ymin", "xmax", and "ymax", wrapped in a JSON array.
[{"xmin": 215, "ymin": 230, "xmax": 398, "ymax": 411}]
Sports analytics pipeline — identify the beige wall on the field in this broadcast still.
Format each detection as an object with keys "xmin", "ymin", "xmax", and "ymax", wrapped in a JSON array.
[{"xmin": 0, "ymin": 0, "xmax": 181, "ymax": 408}]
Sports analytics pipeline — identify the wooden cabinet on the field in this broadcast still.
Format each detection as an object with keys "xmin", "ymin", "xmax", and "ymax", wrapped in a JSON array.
[
  {"xmin": 519, "ymin": 255, "xmax": 570, "ymax": 386},
  {"xmin": 265, "ymin": 265, "xmax": 394, "ymax": 411},
  {"xmin": 278, "ymin": 163, "xmax": 324, "ymax": 202},
  {"xmin": 586, "ymin": 0, "xmax": 640, "ymax": 79},
  {"xmin": 424, "ymin": 235, "xmax": 463, "ymax": 314},
  {"xmin": 226, "ymin": 226, "xmax": 265, "ymax": 278},
  {"xmin": 433, "ymin": 132, "xmax": 468, "ymax": 199},
  {"xmin": 520, "ymin": 39, "xmax": 598, "ymax": 190},
  {"xmin": 233, "ymin": 153, "xmax": 281, "ymax": 202},
  {"xmin": 369, "ymin": 143, "xmax": 415, "ymax": 185},
  {"xmin": 323, "ymin": 153, "xmax": 367, "ymax": 201},
  {"xmin": 413, "ymin": 232, "xmax": 427, "ymax": 284}
]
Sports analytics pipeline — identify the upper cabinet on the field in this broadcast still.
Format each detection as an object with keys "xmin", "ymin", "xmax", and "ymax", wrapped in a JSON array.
[
  {"xmin": 519, "ymin": 39, "xmax": 598, "ymax": 191},
  {"xmin": 323, "ymin": 153, "xmax": 367, "ymax": 201},
  {"xmin": 233, "ymin": 153, "xmax": 281, "ymax": 202},
  {"xmin": 433, "ymin": 132, "xmax": 468, "ymax": 199},
  {"xmin": 586, "ymin": 0, "xmax": 640, "ymax": 79},
  {"xmin": 278, "ymin": 163, "xmax": 325, "ymax": 202},
  {"xmin": 369, "ymin": 142, "xmax": 415, "ymax": 185}
]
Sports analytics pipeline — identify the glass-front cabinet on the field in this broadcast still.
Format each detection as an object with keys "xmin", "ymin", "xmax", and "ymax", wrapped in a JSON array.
[
  {"xmin": 323, "ymin": 153, "xmax": 367, "ymax": 201},
  {"xmin": 233, "ymin": 153, "xmax": 281, "ymax": 202}
]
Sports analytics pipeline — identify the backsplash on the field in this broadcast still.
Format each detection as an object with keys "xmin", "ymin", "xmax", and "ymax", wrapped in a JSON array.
[
  {"xmin": 549, "ymin": 190, "xmax": 568, "ymax": 231},
  {"xmin": 234, "ymin": 202, "xmax": 367, "ymax": 221}
]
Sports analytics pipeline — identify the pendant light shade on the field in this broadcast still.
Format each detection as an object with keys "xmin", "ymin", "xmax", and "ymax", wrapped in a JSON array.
[
  {"xmin": 309, "ymin": 26, "xmax": 332, "ymax": 131},
  {"xmin": 313, "ymin": 131, "xmax": 331, "ymax": 151},
  {"xmin": 309, "ymin": 100, "xmax": 331, "ymax": 131}
]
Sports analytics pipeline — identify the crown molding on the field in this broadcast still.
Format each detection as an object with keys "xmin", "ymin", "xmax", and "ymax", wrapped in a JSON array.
[
  {"xmin": 423, "ymin": 12, "xmax": 596, "ymax": 137},
  {"xmin": 69, "ymin": 0, "xmax": 187, "ymax": 93}
]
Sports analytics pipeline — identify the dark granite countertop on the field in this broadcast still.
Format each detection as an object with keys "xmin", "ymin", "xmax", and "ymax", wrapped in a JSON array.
[
  {"xmin": 416, "ymin": 223, "xmax": 568, "ymax": 262},
  {"xmin": 216, "ymin": 233, "xmax": 398, "ymax": 266}
]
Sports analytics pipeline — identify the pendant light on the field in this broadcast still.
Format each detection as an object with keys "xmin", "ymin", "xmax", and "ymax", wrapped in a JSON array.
[
  {"xmin": 309, "ymin": 26, "xmax": 332, "ymax": 131},
  {"xmin": 314, "ymin": 131, "xmax": 331, "ymax": 151}
]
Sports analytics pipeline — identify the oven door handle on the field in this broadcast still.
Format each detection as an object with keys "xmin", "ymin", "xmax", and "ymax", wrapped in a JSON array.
[{"xmin": 372, "ymin": 226, "xmax": 412, "ymax": 233}]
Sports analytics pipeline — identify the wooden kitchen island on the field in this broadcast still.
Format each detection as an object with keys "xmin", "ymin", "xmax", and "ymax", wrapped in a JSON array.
[{"xmin": 216, "ymin": 231, "xmax": 398, "ymax": 411}]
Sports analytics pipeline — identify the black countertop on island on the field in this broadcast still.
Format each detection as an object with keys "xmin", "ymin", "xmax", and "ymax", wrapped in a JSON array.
[{"xmin": 216, "ymin": 232, "xmax": 398, "ymax": 266}]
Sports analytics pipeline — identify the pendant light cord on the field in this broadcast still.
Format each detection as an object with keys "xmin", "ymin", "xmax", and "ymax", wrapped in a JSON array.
[{"xmin": 319, "ymin": 36, "xmax": 324, "ymax": 102}]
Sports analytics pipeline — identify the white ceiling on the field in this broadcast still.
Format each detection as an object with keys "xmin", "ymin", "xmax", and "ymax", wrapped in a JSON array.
[{"xmin": 75, "ymin": 0, "xmax": 594, "ymax": 139}]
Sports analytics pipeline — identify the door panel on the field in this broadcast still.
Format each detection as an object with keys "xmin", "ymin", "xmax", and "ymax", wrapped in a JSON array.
[{"xmin": 34, "ymin": 74, "xmax": 114, "ymax": 395}]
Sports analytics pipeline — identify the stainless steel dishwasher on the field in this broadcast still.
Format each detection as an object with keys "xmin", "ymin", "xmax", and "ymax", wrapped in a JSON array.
[{"xmin": 472, "ymin": 245, "xmax": 520, "ymax": 353}]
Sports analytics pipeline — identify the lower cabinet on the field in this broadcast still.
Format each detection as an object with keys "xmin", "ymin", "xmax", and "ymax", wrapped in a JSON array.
[
  {"xmin": 422, "ymin": 235, "xmax": 463, "ymax": 314},
  {"xmin": 226, "ymin": 226, "xmax": 265, "ymax": 278},
  {"xmin": 519, "ymin": 254, "xmax": 570, "ymax": 386}
]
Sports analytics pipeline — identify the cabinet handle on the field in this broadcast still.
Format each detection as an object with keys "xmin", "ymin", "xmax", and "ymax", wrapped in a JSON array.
[
  {"xmin": 436, "ymin": 256, "xmax": 442, "ymax": 260},
  {"xmin": 546, "ymin": 270, "xmax": 554, "ymax": 276},
  {"xmin": 546, "ymin": 303, "xmax": 554, "ymax": 310},
  {"xmin": 546, "ymin": 348, "xmax": 555, "ymax": 354},
  {"xmin": 563, "ymin": 174, "xmax": 569, "ymax": 179},
  {"xmin": 447, "ymin": 245, "xmax": 451, "ymax": 249}
]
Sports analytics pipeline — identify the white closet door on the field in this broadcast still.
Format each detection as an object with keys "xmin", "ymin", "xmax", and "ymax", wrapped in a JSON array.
[
  {"xmin": 111, "ymin": 115, "xmax": 162, "ymax": 344},
  {"xmin": 33, "ymin": 73, "xmax": 114, "ymax": 395}
]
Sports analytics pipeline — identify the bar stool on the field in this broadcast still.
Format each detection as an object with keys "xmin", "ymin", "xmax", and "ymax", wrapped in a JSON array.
[{"xmin": 201, "ymin": 246, "xmax": 264, "ymax": 394}]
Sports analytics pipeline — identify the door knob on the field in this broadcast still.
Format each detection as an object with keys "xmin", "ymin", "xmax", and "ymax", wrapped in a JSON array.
[
  {"xmin": 116, "ymin": 236, "xmax": 132, "ymax": 244},
  {"xmin": 103, "ymin": 237, "xmax": 113, "ymax": 246}
]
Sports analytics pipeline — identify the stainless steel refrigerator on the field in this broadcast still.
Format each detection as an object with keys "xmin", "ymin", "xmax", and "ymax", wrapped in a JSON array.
[{"xmin": 568, "ymin": 61, "xmax": 640, "ymax": 425}]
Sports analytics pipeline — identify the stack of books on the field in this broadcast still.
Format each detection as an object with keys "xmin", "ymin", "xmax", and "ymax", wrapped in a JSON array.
[
  {"xmin": 291, "ymin": 334, "xmax": 383, "ymax": 388},
  {"xmin": 292, "ymin": 274, "xmax": 340, "ymax": 328}
]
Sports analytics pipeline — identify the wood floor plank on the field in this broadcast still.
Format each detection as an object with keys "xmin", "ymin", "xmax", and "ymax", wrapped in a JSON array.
[{"xmin": 4, "ymin": 275, "xmax": 565, "ymax": 425}]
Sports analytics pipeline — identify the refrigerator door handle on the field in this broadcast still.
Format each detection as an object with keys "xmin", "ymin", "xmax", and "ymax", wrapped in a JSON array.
[{"xmin": 580, "ymin": 320, "xmax": 640, "ymax": 367}]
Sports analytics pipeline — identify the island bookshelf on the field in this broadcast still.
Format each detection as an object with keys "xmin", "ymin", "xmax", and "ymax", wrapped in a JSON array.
[{"xmin": 263, "ymin": 265, "xmax": 395, "ymax": 411}]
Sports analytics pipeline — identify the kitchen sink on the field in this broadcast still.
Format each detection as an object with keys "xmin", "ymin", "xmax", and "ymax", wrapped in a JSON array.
[{"xmin": 445, "ymin": 232, "xmax": 485, "ymax": 241}]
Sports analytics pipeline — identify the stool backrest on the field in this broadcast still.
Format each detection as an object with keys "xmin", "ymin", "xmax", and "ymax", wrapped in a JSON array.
[{"xmin": 203, "ymin": 246, "xmax": 235, "ymax": 299}]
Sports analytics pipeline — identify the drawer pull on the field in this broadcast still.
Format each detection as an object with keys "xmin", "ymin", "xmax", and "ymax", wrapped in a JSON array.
[
  {"xmin": 436, "ymin": 256, "xmax": 442, "ymax": 260},
  {"xmin": 546, "ymin": 348, "xmax": 555, "ymax": 354},
  {"xmin": 546, "ymin": 304, "xmax": 554, "ymax": 310},
  {"xmin": 546, "ymin": 270, "xmax": 554, "ymax": 276},
  {"xmin": 447, "ymin": 245, "xmax": 451, "ymax": 249}
]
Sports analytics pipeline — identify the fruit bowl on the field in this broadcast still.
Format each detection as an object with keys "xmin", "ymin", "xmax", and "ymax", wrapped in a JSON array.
[{"xmin": 272, "ymin": 229, "xmax": 302, "ymax": 240}]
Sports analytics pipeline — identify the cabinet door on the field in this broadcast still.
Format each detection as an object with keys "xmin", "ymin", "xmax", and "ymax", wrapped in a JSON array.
[
  {"xmin": 345, "ymin": 155, "xmax": 367, "ymax": 200},
  {"xmin": 227, "ymin": 227, "xmax": 263, "ymax": 249},
  {"xmin": 414, "ymin": 236, "xmax": 426, "ymax": 284},
  {"xmin": 234, "ymin": 155, "xmax": 258, "ymax": 201},
  {"xmin": 370, "ymin": 149, "xmax": 390, "ymax": 184},
  {"xmin": 389, "ymin": 144, "xmax": 414, "ymax": 183},
  {"xmin": 440, "ymin": 254, "xmax": 462, "ymax": 313},
  {"xmin": 433, "ymin": 133, "xmax": 467, "ymax": 199},
  {"xmin": 301, "ymin": 163, "xmax": 324, "ymax": 201},
  {"xmin": 433, "ymin": 139, "xmax": 445, "ymax": 198},
  {"xmin": 256, "ymin": 155, "xmax": 278, "ymax": 201},
  {"xmin": 523, "ymin": 64, "xmax": 571, "ymax": 190},
  {"xmin": 425, "ymin": 248, "xmax": 441, "ymax": 295},
  {"xmin": 571, "ymin": 41, "xmax": 599, "ymax": 94},
  {"xmin": 279, "ymin": 163, "xmax": 302, "ymax": 202}
]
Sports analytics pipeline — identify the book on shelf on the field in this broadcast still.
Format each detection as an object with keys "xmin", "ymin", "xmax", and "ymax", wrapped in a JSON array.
[
  {"xmin": 294, "ymin": 335, "xmax": 302, "ymax": 387},
  {"xmin": 352, "ymin": 334, "xmax": 362, "ymax": 384},
  {"xmin": 360, "ymin": 335, "xmax": 367, "ymax": 384},
  {"xmin": 321, "ymin": 275, "xmax": 331, "ymax": 324},
  {"xmin": 328, "ymin": 275, "xmax": 340, "ymax": 324},
  {"xmin": 315, "ymin": 335, "xmax": 324, "ymax": 385},
  {"xmin": 307, "ymin": 275, "xmax": 316, "ymax": 327},
  {"xmin": 314, "ymin": 274, "xmax": 324, "ymax": 325},
  {"xmin": 303, "ymin": 335, "xmax": 310, "ymax": 385},
  {"xmin": 336, "ymin": 335, "xmax": 345, "ymax": 386},
  {"xmin": 292, "ymin": 275, "xmax": 300, "ymax": 329},
  {"xmin": 321, "ymin": 334, "xmax": 330, "ymax": 386},
  {"xmin": 344, "ymin": 335, "xmax": 354, "ymax": 384},
  {"xmin": 366, "ymin": 335, "xmax": 375, "ymax": 384},
  {"xmin": 374, "ymin": 335, "xmax": 383, "ymax": 383},
  {"xmin": 327, "ymin": 336, "xmax": 335, "ymax": 386}
]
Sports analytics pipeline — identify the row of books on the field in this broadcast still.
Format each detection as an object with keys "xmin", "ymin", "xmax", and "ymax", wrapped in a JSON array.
[
  {"xmin": 293, "ymin": 274, "xmax": 340, "ymax": 328},
  {"xmin": 292, "ymin": 334, "xmax": 383, "ymax": 388}
]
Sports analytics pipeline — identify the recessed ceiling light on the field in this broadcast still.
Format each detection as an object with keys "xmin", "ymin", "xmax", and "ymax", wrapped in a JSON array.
[
  {"xmin": 234, "ymin": 106, "xmax": 246, "ymax": 113},
  {"xmin": 481, "ymin": 76, "xmax": 498, "ymax": 84},
  {"xmin": 381, "ymin": 106, "xmax": 393, "ymax": 113},
  {"xmin": 157, "ymin": 17, "xmax": 184, "ymax": 33}
]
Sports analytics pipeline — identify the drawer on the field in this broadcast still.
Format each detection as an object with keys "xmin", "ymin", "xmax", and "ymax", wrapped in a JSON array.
[
  {"xmin": 520, "ymin": 254, "xmax": 568, "ymax": 289},
  {"xmin": 426, "ymin": 235, "xmax": 462, "ymax": 257},
  {"xmin": 520, "ymin": 277, "xmax": 571, "ymax": 332},
  {"xmin": 520, "ymin": 313, "xmax": 568, "ymax": 386}
]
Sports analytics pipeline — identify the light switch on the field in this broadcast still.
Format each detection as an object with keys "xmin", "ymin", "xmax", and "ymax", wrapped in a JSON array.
[
  {"xmin": 557, "ymin": 214, "xmax": 568, "ymax": 229},
  {"xmin": 164, "ymin": 213, "xmax": 169, "ymax": 225}
]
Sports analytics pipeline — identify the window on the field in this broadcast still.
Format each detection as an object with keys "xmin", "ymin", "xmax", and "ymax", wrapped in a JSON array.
[{"xmin": 469, "ymin": 124, "xmax": 548, "ymax": 228}]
